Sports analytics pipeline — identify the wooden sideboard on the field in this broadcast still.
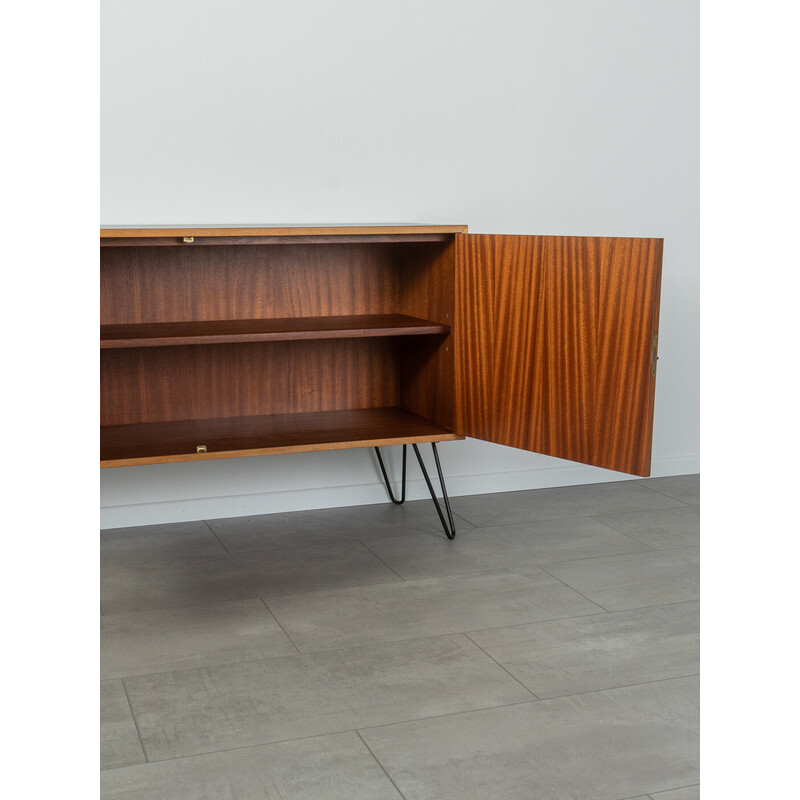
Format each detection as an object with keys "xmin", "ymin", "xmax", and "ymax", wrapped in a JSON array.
[{"xmin": 100, "ymin": 225, "xmax": 662, "ymax": 478}]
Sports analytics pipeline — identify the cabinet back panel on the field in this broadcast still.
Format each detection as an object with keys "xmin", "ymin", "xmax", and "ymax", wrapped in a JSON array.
[
  {"xmin": 100, "ymin": 244, "xmax": 400, "ymax": 324},
  {"xmin": 100, "ymin": 339, "xmax": 400, "ymax": 426}
]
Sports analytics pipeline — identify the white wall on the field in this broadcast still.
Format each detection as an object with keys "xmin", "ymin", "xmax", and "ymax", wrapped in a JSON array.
[{"xmin": 100, "ymin": 0, "xmax": 699, "ymax": 528}]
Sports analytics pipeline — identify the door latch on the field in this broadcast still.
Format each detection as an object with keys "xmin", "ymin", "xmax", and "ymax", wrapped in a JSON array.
[{"xmin": 650, "ymin": 333, "xmax": 659, "ymax": 376}]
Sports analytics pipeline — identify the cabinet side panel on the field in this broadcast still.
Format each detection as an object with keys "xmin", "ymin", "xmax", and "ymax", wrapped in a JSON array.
[
  {"xmin": 398, "ymin": 240, "xmax": 456, "ymax": 429},
  {"xmin": 100, "ymin": 340, "xmax": 400, "ymax": 425}
]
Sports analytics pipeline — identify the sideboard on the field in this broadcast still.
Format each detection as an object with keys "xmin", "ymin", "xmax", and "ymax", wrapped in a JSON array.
[{"xmin": 100, "ymin": 225, "xmax": 662, "ymax": 536}]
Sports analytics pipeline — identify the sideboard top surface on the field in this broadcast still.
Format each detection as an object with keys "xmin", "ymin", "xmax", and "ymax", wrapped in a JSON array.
[{"xmin": 100, "ymin": 224, "xmax": 469, "ymax": 238}]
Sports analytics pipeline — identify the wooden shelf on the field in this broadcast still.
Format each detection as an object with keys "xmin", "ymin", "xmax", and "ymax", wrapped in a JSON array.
[
  {"xmin": 101, "ymin": 314, "xmax": 450, "ymax": 348},
  {"xmin": 100, "ymin": 407, "xmax": 463, "ymax": 467}
]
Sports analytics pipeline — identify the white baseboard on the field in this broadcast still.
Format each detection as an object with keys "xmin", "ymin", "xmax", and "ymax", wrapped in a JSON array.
[{"xmin": 100, "ymin": 453, "xmax": 700, "ymax": 529}]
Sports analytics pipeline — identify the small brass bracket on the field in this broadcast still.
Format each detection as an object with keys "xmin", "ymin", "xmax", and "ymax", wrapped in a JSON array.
[
  {"xmin": 183, "ymin": 236, "xmax": 195, "ymax": 243},
  {"xmin": 196, "ymin": 444, "xmax": 207, "ymax": 453},
  {"xmin": 650, "ymin": 333, "xmax": 659, "ymax": 376}
]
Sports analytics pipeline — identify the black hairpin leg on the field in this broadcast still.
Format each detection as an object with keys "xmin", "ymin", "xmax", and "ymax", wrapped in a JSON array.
[
  {"xmin": 413, "ymin": 443, "xmax": 457, "ymax": 540},
  {"xmin": 375, "ymin": 444, "xmax": 407, "ymax": 504},
  {"xmin": 374, "ymin": 442, "xmax": 456, "ymax": 539}
]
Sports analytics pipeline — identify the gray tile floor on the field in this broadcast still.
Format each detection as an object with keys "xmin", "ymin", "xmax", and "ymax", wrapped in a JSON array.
[{"xmin": 100, "ymin": 474, "xmax": 700, "ymax": 799}]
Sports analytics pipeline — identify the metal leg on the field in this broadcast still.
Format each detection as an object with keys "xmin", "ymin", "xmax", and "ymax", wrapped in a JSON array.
[
  {"xmin": 412, "ymin": 442, "xmax": 457, "ymax": 540},
  {"xmin": 375, "ymin": 442, "xmax": 456, "ymax": 539},
  {"xmin": 375, "ymin": 444, "xmax": 407, "ymax": 504}
]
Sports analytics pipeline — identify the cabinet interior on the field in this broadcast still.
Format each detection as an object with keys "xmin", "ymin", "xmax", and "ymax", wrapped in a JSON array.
[{"xmin": 100, "ymin": 235, "xmax": 462, "ymax": 466}]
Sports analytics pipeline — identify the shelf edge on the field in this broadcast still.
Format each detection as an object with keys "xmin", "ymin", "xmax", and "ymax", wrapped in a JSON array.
[
  {"xmin": 100, "ymin": 432, "xmax": 465, "ymax": 467},
  {"xmin": 100, "ymin": 225, "xmax": 469, "ymax": 238}
]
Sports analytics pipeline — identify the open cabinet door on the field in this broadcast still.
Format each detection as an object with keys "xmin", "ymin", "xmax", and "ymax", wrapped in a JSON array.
[{"xmin": 454, "ymin": 234, "xmax": 662, "ymax": 476}]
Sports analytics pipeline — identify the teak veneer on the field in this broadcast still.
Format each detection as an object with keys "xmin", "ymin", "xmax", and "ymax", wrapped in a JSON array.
[{"xmin": 100, "ymin": 225, "xmax": 662, "ymax": 477}]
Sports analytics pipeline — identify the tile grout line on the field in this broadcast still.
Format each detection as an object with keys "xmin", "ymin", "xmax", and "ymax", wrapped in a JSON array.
[
  {"xmin": 113, "ymin": 727, "xmax": 378, "ymax": 768},
  {"xmin": 119, "ymin": 678, "xmax": 150, "ymax": 765},
  {"xmin": 633, "ymin": 478, "xmax": 697, "ymax": 506},
  {"xmin": 588, "ymin": 514, "xmax": 696, "ymax": 550},
  {"xmin": 544, "ymin": 539, "xmax": 697, "ymax": 563},
  {"xmin": 462, "ymin": 608, "xmax": 617, "ymax": 640},
  {"xmin": 534, "ymin": 564, "xmax": 613, "ymax": 612},
  {"xmin": 463, "ymin": 597, "xmax": 700, "ymax": 636},
  {"xmin": 535, "ymin": 543, "xmax": 699, "ymax": 601},
  {"xmin": 357, "ymin": 514, "xmax": 660, "ymax": 552},
  {"xmin": 522, "ymin": 672, "xmax": 701, "ymax": 703},
  {"xmin": 645, "ymin": 782, "xmax": 700, "ymax": 799},
  {"xmin": 447, "ymin": 508, "xmax": 482, "ymax": 527},
  {"xmin": 354, "ymin": 697, "xmax": 542, "ymax": 737},
  {"xmin": 451, "ymin": 511, "xmax": 478, "ymax": 531},
  {"xmin": 355, "ymin": 730, "xmax": 409, "ymax": 800},
  {"xmin": 448, "ymin": 509, "xmax": 681, "ymax": 533},
  {"xmin": 355, "ymin": 539, "xmax": 408, "ymax": 581},
  {"xmin": 203, "ymin": 519, "xmax": 230, "ymax": 554},
  {"xmin": 464, "ymin": 635, "xmax": 699, "ymax": 703},
  {"xmin": 106, "ymin": 674, "xmax": 700, "ymax": 771},
  {"xmin": 461, "ymin": 633, "xmax": 542, "ymax": 701},
  {"xmin": 537, "ymin": 542, "xmax": 700, "ymax": 570},
  {"xmin": 585, "ymin": 516, "xmax": 659, "ymax": 549},
  {"xmin": 256, "ymin": 574, "xmax": 407, "ymax": 602},
  {"xmin": 352, "ymin": 673, "xmax": 699, "ymax": 736},
  {"xmin": 648, "ymin": 783, "xmax": 700, "ymax": 800},
  {"xmin": 259, "ymin": 597, "xmax": 303, "ymax": 655}
]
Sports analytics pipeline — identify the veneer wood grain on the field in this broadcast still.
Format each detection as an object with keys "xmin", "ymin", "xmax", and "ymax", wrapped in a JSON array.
[
  {"xmin": 100, "ymin": 339, "xmax": 402, "ymax": 426},
  {"xmin": 592, "ymin": 237, "xmax": 663, "ymax": 475},
  {"xmin": 100, "ymin": 243, "xmax": 399, "ymax": 325},
  {"xmin": 454, "ymin": 234, "xmax": 661, "ymax": 476}
]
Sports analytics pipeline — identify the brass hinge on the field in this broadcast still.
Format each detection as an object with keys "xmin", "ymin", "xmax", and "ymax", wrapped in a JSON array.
[{"xmin": 650, "ymin": 333, "xmax": 659, "ymax": 376}]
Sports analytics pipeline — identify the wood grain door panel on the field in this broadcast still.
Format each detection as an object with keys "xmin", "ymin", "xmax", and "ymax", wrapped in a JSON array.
[{"xmin": 454, "ymin": 234, "xmax": 662, "ymax": 476}]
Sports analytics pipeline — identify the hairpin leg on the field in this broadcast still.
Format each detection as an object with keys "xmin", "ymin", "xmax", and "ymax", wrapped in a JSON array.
[
  {"xmin": 374, "ymin": 444, "xmax": 407, "ymax": 505},
  {"xmin": 375, "ymin": 442, "xmax": 456, "ymax": 539},
  {"xmin": 412, "ymin": 442, "xmax": 457, "ymax": 540}
]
